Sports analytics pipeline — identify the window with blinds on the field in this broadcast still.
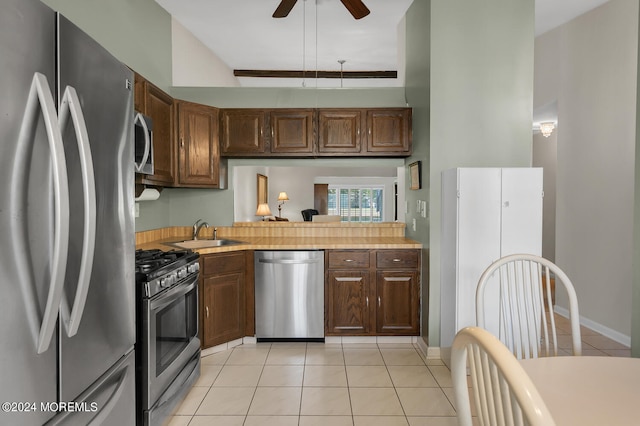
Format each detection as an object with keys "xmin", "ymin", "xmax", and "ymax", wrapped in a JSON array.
[{"xmin": 327, "ymin": 186, "xmax": 384, "ymax": 222}]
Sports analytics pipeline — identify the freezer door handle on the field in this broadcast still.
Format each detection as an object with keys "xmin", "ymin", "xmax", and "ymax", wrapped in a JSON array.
[
  {"xmin": 14, "ymin": 73, "xmax": 70, "ymax": 354},
  {"xmin": 83, "ymin": 357, "xmax": 130, "ymax": 425},
  {"xmin": 46, "ymin": 351, "xmax": 134, "ymax": 426},
  {"xmin": 134, "ymin": 112, "xmax": 151, "ymax": 172},
  {"xmin": 58, "ymin": 85, "xmax": 96, "ymax": 337}
]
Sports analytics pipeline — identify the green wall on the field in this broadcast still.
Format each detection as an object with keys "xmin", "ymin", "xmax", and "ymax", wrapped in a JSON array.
[
  {"xmin": 404, "ymin": 0, "xmax": 431, "ymax": 346},
  {"xmin": 41, "ymin": 0, "xmax": 172, "ymax": 91},
  {"xmin": 415, "ymin": 0, "xmax": 535, "ymax": 347},
  {"xmin": 172, "ymin": 87, "xmax": 408, "ymax": 109},
  {"xmin": 634, "ymin": 3, "xmax": 640, "ymax": 358}
]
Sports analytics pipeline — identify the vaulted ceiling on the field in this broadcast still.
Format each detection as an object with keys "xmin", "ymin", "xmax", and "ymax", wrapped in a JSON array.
[{"xmin": 154, "ymin": 0, "xmax": 610, "ymax": 90}]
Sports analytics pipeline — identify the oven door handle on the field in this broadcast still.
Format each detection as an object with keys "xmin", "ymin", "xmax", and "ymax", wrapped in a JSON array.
[{"xmin": 149, "ymin": 275, "xmax": 198, "ymax": 312}]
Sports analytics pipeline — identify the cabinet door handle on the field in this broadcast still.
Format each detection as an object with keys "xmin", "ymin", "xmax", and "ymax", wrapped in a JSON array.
[
  {"xmin": 378, "ymin": 296, "xmax": 381, "ymax": 307},
  {"xmin": 205, "ymin": 306, "xmax": 209, "ymax": 318},
  {"xmin": 366, "ymin": 296, "xmax": 369, "ymax": 307},
  {"xmin": 344, "ymin": 259, "xmax": 354, "ymax": 263},
  {"xmin": 393, "ymin": 258, "xmax": 401, "ymax": 262},
  {"xmin": 180, "ymin": 137, "xmax": 184, "ymax": 148}
]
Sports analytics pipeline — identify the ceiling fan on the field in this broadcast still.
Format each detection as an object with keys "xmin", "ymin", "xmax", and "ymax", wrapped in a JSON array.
[{"xmin": 273, "ymin": 0, "xmax": 370, "ymax": 20}]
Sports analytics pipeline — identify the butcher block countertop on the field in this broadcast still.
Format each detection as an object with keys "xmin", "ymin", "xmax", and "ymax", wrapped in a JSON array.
[{"xmin": 136, "ymin": 222, "xmax": 422, "ymax": 255}]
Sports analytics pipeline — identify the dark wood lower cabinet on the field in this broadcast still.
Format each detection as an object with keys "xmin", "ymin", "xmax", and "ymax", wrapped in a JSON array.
[
  {"xmin": 325, "ymin": 249, "xmax": 420, "ymax": 336},
  {"xmin": 376, "ymin": 270, "xmax": 420, "ymax": 334},
  {"xmin": 200, "ymin": 252, "xmax": 246, "ymax": 348},
  {"xmin": 325, "ymin": 269, "xmax": 373, "ymax": 335}
]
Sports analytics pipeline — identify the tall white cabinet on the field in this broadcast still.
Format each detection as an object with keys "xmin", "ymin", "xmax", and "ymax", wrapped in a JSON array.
[{"xmin": 440, "ymin": 168, "xmax": 543, "ymax": 359}]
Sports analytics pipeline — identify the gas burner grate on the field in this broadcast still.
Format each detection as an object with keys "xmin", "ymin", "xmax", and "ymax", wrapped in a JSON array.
[{"xmin": 135, "ymin": 249, "xmax": 194, "ymax": 275}]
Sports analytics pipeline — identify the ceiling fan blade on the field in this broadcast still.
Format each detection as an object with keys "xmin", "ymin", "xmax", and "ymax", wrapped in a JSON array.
[
  {"xmin": 340, "ymin": 0, "xmax": 370, "ymax": 20},
  {"xmin": 273, "ymin": 0, "xmax": 298, "ymax": 18}
]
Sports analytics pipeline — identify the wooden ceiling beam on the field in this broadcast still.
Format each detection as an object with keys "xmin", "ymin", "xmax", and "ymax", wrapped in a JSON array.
[{"xmin": 233, "ymin": 70, "xmax": 397, "ymax": 79}]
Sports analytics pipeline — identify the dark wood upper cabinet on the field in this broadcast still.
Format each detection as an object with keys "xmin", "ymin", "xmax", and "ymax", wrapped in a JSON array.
[
  {"xmin": 135, "ymin": 74, "xmax": 176, "ymax": 186},
  {"xmin": 220, "ymin": 109, "xmax": 267, "ymax": 155},
  {"xmin": 365, "ymin": 108, "xmax": 412, "ymax": 156},
  {"xmin": 317, "ymin": 109, "xmax": 363, "ymax": 155},
  {"xmin": 177, "ymin": 101, "xmax": 222, "ymax": 188},
  {"xmin": 270, "ymin": 109, "xmax": 315, "ymax": 155},
  {"xmin": 220, "ymin": 107, "xmax": 411, "ymax": 158}
]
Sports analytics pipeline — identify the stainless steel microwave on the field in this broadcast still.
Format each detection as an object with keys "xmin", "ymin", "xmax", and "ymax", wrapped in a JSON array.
[{"xmin": 134, "ymin": 112, "xmax": 154, "ymax": 175}]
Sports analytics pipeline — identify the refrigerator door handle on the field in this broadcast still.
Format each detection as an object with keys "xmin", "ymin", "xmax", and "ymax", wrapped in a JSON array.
[
  {"xmin": 15, "ymin": 73, "xmax": 70, "ymax": 354},
  {"xmin": 134, "ymin": 112, "xmax": 150, "ymax": 172},
  {"xmin": 58, "ymin": 85, "xmax": 97, "ymax": 337}
]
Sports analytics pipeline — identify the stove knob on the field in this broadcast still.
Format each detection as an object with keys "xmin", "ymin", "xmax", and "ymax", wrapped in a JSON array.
[
  {"xmin": 159, "ymin": 277, "xmax": 167, "ymax": 288},
  {"xmin": 177, "ymin": 267, "xmax": 187, "ymax": 279}
]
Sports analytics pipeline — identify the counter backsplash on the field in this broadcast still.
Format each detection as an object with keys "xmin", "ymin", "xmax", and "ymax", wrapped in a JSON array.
[{"xmin": 135, "ymin": 222, "xmax": 407, "ymax": 245}]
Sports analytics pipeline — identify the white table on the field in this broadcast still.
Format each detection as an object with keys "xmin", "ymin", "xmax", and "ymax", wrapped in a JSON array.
[{"xmin": 519, "ymin": 356, "xmax": 640, "ymax": 425}]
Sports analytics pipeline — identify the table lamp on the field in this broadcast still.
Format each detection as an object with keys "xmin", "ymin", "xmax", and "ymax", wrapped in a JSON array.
[
  {"xmin": 277, "ymin": 192, "xmax": 289, "ymax": 217},
  {"xmin": 255, "ymin": 203, "xmax": 272, "ymax": 221}
]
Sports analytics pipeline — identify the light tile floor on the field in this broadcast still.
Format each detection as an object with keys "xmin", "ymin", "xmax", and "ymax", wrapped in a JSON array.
[{"xmin": 165, "ymin": 314, "xmax": 630, "ymax": 426}]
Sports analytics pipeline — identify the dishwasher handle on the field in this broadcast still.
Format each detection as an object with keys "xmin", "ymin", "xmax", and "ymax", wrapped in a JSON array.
[{"xmin": 258, "ymin": 258, "xmax": 321, "ymax": 265}]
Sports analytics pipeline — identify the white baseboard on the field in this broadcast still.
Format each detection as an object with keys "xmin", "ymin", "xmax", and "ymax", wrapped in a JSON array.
[{"xmin": 555, "ymin": 306, "xmax": 631, "ymax": 347}]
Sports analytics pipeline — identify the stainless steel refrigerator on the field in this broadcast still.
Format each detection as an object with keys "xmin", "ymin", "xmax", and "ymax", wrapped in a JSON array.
[{"xmin": 0, "ymin": 0, "xmax": 136, "ymax": 424}]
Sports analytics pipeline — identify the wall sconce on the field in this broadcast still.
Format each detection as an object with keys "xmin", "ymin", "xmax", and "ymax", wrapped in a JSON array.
[
  {"xmin": 256, "ymin": 203, "xmax": 272, "ymax": 221},
  {"xmin": 539, "ymin": 122, "xmax": 555, "ymax": 138},
  {"xmin": 277, "ymin": 192, "xmax": 289, "ymax": 217}
]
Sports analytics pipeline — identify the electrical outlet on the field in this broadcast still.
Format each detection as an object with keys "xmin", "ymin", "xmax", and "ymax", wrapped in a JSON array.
[
  {"xmin": 135, "ymin": 203, "xmax": 139, "ymax": 218},
  {"xmin": 412, "ymin": 218, "xmax": 416, "ymax": 232}
]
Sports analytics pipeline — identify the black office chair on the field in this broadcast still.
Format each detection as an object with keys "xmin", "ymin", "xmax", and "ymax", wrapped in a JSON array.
[{"xmin": 301, "ymin": 209, "xmax": 319, "ymax": 221}]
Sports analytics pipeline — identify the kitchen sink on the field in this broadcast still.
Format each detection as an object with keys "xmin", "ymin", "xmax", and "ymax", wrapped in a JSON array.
[{"xmin": 167, "ymin": 239, "xmax": 245, "ymax": 249}]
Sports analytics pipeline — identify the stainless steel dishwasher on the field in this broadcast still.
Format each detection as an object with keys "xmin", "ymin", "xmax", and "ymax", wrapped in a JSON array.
[{"xmin": 254, "ymin": 250, "xmax": 324, "ymax": 341}]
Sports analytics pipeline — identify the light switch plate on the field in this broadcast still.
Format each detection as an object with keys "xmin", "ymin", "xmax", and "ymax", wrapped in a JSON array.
[{"xmin": 135, "ymin": 203, "xmax": 140, "ymax": 218}]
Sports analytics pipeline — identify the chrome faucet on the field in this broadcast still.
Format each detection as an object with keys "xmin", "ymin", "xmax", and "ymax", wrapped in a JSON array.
[
  {"xmin": 213, "ymin": 227, "xmax": 218, "ymax": 240},
  {"xmin": 192, "ymin": 219, "xmax": 210, "ymax": 240}
]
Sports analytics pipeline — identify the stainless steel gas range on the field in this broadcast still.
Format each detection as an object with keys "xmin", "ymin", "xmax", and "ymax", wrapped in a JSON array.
[{"xmin": 135, "ymin": 249, "xmax": 201, "ymax": 425}]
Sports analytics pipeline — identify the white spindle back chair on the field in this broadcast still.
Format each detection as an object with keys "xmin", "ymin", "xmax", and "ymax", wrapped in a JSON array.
[
  {"xmin": 476, "ymin": 253, "xmax": 581, "ymax": 359},
  {"xmin": 452, "ymin": 326, "xmax": 556, "ymax": 426}
]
